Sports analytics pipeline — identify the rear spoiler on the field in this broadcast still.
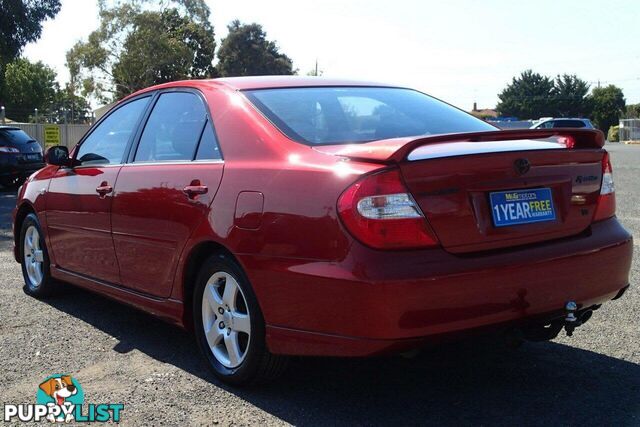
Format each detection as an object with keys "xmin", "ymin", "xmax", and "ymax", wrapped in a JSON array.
[{"xmin": 314, "ymin": 129, "xmax": 605, "ymax": 164}]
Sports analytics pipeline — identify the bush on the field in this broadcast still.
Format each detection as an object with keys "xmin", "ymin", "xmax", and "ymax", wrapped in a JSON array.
[{"xmin": 607, "ymin": 125, "xmax": 619, "ymax": 142}]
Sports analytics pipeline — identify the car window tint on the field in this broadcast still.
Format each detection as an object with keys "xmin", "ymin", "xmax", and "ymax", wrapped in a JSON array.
[
  {"xmin": 135, "ymin": 92, "xmax": 207, "ymax": 162},
  {"xmin": 195, "ymin": 121, "xmax": 222, "ymax": 161},
  {"xmin": 245, "ymin": 87, "xmax": 496, "ymax": 145},
  {"xmin": 76, "ymin": 97, "xmax": 149, "ymax": 166},
  {"xmin": 553, "ymin": 120, "xmax": 586, "ymax": 128}
]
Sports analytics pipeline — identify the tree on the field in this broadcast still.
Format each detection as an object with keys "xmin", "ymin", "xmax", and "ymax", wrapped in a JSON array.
[
  {"xmin": 496, "ymin": 70, "xmax": 555, "ymax": 119},
  {"xmin": 624, "ymin": 103, "xmax": 640, "ymax": 119},
  {"xmin": 3, "ymin": 58, "xmax": 57, "ymax": 122},
  {"xmin": 48, "ymin": 85, "xmax": 92, "ymax": 124},
  {"xmin": 552, "ymin": 74, "xmax": 591, "ymax": 117},
  {"xmin": 217, "ymin": 20, "xmax": 295, "ymax": 77},
  {"xmin": 66, "ymin": 0, "xmax": 216, "ymax": 102},
  {"xmin": 0, "ymin": 0, "xmax": 61, "ymax": 104},
  {"xmin": 590, "ymin": 85, "xmax": 625, "ymax": 137}
]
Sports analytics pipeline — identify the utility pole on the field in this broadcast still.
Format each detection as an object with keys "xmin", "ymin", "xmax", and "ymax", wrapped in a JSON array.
[{"xmin": 315, "ymin": 59, "xmax": 318, "ymax": 77}]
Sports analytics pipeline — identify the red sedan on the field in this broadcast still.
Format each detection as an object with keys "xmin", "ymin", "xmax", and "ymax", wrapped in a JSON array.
[{"xmin": 13, "ymin": 77, "xmax": 633, "ymax": 385}]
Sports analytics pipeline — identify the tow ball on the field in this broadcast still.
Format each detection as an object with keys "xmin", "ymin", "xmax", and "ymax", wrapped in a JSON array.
[
  {"xmin": 564, "ymin": 301, "xmax": 579, "ymax": 336},
  {"xmin": 564, "ymin": 301, "xmax": 595, "ymax": 336}
]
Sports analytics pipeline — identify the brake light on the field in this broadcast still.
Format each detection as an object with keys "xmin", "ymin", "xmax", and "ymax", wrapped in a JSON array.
[
  {"xmin": 593, "ymin": 151, "xmax": 615, "ymax": 222},
  {"xmin": 337, "ymin": 169, "xmax": 439, "ymax": 249},
  {"xmin": 0, "ymin": 146, "xmax": 19, "ymax": 153}
]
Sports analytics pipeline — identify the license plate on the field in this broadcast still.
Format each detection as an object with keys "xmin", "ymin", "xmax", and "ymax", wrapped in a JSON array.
[
  {"xmin": 490, "ymin": 188, "xmax": 556, "ymax": 227},
  {"xmin": 25, "ymin": 154, "xmax": 39, "ymax": 161}
]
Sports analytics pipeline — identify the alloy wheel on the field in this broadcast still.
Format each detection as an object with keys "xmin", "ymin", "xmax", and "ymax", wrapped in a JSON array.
[
  {"xmin": 201, "ymin": 271, "xmax": 251, "ymax": 368},
  {"xmin": 23, "ymin": 225, "xmax": 44, "ymax": 288}
]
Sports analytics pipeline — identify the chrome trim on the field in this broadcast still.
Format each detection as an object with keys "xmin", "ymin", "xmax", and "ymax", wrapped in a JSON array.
[
  {"xmin": 407, "ymin": 139, "xmax": 565, "ymax": 161},
  {"xmin": 121, "ymin": 160, "xmax": 224, "ymax": 167}
]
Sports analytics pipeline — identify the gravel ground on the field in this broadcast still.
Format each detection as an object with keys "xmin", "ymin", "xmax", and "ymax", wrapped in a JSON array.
[{"xmin": 0, "ymin": 143, "xmax": 638, "ymax": 426}]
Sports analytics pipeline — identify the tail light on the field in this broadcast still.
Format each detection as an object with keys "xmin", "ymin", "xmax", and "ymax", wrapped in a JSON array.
[
  {"xmin": 593, "ymin": 151, "xmax": 615, "ymax": 222},
  {"xmin": 337, "ymin": 169, "xmax": 439, "ymax": 249},
  {"xmin": 0, "ymin": 146, "xmax": 20, "ymax": 153}
]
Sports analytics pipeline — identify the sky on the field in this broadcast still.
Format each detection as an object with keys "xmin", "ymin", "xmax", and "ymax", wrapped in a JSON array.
[{"xmin": 23, "ymin": 0, "xmax": 640, "ymax": 110}]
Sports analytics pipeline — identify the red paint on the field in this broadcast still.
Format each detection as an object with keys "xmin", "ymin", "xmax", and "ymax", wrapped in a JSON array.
[{"xmin": 13, "ymin": 77, "xmax": 633, "ymax": 357}]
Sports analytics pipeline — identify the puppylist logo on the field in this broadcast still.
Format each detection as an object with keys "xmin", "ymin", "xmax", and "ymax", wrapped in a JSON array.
[{"xmin": 4, "ymin": 374, "xmax": 124, "ymax": 423}]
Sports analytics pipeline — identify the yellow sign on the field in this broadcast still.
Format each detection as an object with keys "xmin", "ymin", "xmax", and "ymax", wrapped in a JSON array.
[{"xmin": 43, "ymin": 125, "xmax": 61, "ymax": 148}]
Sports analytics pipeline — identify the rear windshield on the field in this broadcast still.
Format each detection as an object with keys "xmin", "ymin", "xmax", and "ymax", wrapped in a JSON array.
[
  {"xmin": 0, "ymin": 128, "xmax": 35, "ymax": 144},
  {"xmin": 244, "ymin": 87, "xmax": 496, "ymax": 145},
  {"xmin": 552, "ymin": 120, "xmax": 587, "ymax": 128}
]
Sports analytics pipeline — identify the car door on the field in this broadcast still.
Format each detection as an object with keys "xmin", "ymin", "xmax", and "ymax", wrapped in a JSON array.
[
  {"xmin": 111, "ymin": 90, "xmax": 224, "ymax": 298},
  {"xmin": 46, "ymin": 96, "xmax": 151, "ymax": 283}
]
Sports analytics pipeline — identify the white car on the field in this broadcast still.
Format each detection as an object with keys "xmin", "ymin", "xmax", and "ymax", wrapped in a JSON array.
[{"xmin": 530, "ymin": 118, "xmax": 595, "ymax": 129}]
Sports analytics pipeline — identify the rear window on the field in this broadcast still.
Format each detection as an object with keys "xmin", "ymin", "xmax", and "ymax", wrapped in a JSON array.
[
  {"xmin": 244, "ymin": 87, "xmax": 496, "ymax": 145},
  {"xmin": 552, "ymin": 120, "xmax": 587, "ymax": 128},
  {"xmin": 0, "ymin": 128, "xmax": 35, "ymax": 144}
]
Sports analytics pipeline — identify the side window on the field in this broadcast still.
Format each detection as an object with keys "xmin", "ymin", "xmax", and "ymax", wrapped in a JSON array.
[
  {"xmin": 134, "ymin": 92, "xmax": 207, "ymax": 162},
  {"xmin": 76, "ymin": 97, "xmax": 149, "ymax": 166},
  {"xmin": 195, "ymin": 121, "xmax": 222, "ymax": 161}
]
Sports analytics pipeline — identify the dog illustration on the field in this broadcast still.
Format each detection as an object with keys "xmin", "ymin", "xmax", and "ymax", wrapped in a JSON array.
[{"xmin": 39, "ymin": 376, "xmax": 77, "ymax": 422}]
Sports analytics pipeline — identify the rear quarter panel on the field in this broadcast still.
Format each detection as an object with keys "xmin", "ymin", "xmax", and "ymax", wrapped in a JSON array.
[{"xmin": 170, "ymin": 86, "xmax": 381, "ymax": 303}]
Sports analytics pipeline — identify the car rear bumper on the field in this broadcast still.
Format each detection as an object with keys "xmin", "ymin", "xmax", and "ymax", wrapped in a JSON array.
[
  {"xmin": 0, "ymin": 161, "xmax": 45, "ymax": 179},
  {"xmin": 241, "ymin": 217, "xmax": 633, "ymax": 356}
]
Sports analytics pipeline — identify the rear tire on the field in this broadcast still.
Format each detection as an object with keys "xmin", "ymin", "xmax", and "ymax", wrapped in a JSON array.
[
  {"xmin": 193, "ymin": 253, "xmax": 288, "ymax": 385},
  {"xmin": 20, "ymin": 213, "xmax": 57, "ymax": 297}
]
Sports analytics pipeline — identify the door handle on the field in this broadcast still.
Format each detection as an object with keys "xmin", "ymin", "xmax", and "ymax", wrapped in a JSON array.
[
  {"xmin": 96, "ymin": 183, "xmax": 113, "ymax": 197},
  {"xmin": 183, "ymin": 182, "xmax": 208, "ymax": 199}
]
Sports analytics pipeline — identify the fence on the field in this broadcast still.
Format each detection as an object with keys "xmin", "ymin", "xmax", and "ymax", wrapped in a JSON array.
[
  {"xmin": 3, "ymin": 123, "xmax": 91, "ymax": 149},
  {"xmin": 619, "ymin": 119, "xmax": 640, "ymax": 142}
]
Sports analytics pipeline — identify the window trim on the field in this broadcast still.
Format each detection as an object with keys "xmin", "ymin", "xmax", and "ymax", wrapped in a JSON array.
[
  {"xmin": 72, "ymin": 93, "xmax": 154, "ymax": 168},
  {"xmin": 127, "ymin": 87, "xmax": 224, "ymax": 164}
]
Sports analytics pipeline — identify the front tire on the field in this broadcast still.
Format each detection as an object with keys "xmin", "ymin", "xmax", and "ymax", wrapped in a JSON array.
[
  {"xmin": 193, "ymin": 253, "xmax": 288, "ymax": 385},
  {"xmin": 20, "ymin": 213, "xmax": 56, "ymax": 297}
]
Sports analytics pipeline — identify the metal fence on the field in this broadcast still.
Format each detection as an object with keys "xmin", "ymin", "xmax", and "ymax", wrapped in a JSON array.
[
  {"xmin": 619, "ymin": 119, "xmax": 640, "ymax": 142},
  {"xmin": 3, "ymin": 123, "xmax": 91, "ymax": 149}
]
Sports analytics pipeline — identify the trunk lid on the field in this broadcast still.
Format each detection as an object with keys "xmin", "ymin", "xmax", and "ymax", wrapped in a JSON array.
[{"xmin": 317, "ymin": 129, "xmax": 606, "ymax": 253}]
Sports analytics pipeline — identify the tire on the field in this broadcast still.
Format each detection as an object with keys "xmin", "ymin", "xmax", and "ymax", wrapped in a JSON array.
[
  {"xmin": 20, "ymin": 213, "xmax": 57, "ymax": 297},
  {"xmin": 193, "ymin": 253, "xmax": 288, "ymax": 385}
]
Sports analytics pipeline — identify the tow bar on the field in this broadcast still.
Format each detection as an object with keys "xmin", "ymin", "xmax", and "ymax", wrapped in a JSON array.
[
  {"xmin": 563, "ymin": 301, "xmax": 595, "ymax": 336},
  {"xmin": 564, "ymin": 301, "xmax": 579, "ymax": 336}
]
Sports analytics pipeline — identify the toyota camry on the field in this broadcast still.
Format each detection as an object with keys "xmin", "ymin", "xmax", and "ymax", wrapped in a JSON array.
[{"xmin": 13, "ymin": 77, "xmax": 633, "ymax": 385}]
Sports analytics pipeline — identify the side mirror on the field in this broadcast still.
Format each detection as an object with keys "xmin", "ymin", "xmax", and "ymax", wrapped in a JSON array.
[{"xmin": 45, "ymin": 146, "xmax": 70, "ymax": 166}]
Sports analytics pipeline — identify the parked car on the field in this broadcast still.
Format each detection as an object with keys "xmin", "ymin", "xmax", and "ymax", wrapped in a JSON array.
[
  {"xmin": 0, "ymin": 126, "xmax": 44, "ymax": 187},
  {"xmin": 530, "ymin": 118, "xmax": 595, "ymax": 129},
  {"xmin": 12, "ymin": 77, "xmax": 633, "ymax": 385}
]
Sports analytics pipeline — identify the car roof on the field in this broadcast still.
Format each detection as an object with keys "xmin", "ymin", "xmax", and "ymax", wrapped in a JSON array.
[
  {"xmin": 124, "ymin": 76, "xmax": 403, "ymax": 100},
  {"xmin": 0, "ymin": 126, "xmax": 21, "ymax": 130},
  {"xmin": 538, "ymin": 118, "xmax": 590, "ymax": 122}
]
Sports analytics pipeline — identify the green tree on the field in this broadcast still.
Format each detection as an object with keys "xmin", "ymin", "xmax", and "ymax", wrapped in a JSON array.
[
  {"xmin": 217, "ymin": 20, "xmax": 295, "ymax": 77},
  {"xmin": 496, "ymin": 70, "xmax": 555, "ymax": 119},
  {"xmin": 624, "ymin": 103, "xmax": 640, "ymax": 119},
  {"xmin": 0, "ymin": 0, "xmax": 61, "ymax": 104},
  {"xmin": 48, "ymin": 84, "xmax": 92, "ymax": 124},
  {"xmin": 552, "ymin": 74, "xmax": 591, "ymax": 117},
  {"xmin": 66, "ymin": 0, "xmax": 216, "ymax": 102},
  {"xmin": 589, "ymin": 85, "xmax": 625, "ymax": 136},
  {"xmin": 3, "ymin": 58, "xmax": 57, "ymax": 122}
]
